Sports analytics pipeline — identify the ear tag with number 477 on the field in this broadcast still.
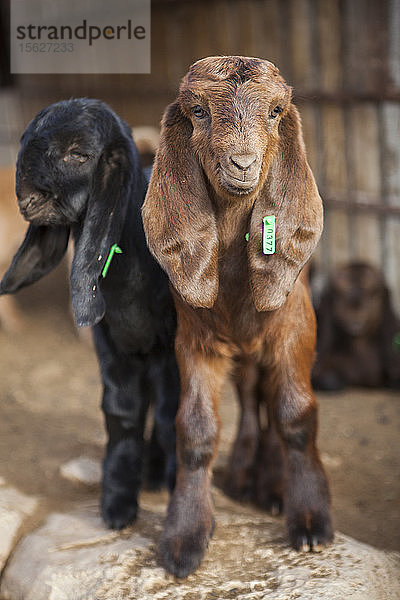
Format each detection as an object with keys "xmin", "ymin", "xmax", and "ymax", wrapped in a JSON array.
[{"xmin": 262, "ymin": 215, "xmax": 276, "ymax": 254}]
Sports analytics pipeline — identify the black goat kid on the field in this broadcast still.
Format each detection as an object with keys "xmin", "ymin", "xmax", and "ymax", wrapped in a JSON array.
[{"xmin": 0, "ymin": 98, "xmax": 179, "ymax": 529}]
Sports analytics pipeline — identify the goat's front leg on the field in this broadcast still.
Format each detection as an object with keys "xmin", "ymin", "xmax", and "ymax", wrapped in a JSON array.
[
  {"xmin": 147, "ymin": 352, "xmax": 180, "ymax": 491},
  {"xmin": 264, "ymin": 291, "xmax": 333, "ymax": 551},
  {"xmin": 277, "ymin": 388, "xmax": 333, "ymax": 551},
  {"xmin": 159, "ymin": 346, "xmax": 228, "ymax": 578},
  {"xmin": 102, "ymin": 408, "xmax": 148, "ymax": 529}
]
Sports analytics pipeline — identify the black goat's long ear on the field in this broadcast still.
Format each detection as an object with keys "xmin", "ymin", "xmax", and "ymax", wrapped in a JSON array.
[
  {"xmin": 70, "ymin": 139, "xmax": 133, "ymax": 327},
  {"xmin": 0, "ymin": 225, "xmax": 69, "ymax": 295},
  {"xmin": 248, "ymin": 104, "xmax": 323, "ymax": 311},
  {"xmin": 142, "ymin": 101, "xmax": 219, "ymax": 308}
]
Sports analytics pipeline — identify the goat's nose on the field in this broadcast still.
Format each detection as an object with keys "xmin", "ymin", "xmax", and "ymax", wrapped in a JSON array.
[{"xmin": 230, "ymin": 153, "xmax": 257, "ymax": 171}]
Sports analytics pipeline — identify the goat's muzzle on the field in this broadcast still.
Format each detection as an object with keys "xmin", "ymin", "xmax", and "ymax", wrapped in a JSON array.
[
  {"xmin": 18, "ymin": 188, "xmax": 59, "ymax": 224},
  {"xmin": 219, "ymin": 151, "xmax": 261, "ymax": 195}
]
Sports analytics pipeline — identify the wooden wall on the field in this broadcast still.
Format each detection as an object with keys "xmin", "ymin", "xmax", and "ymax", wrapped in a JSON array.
[{"xmin": 1, "ymin": 0, "xmax": 399, "ymax": 310}]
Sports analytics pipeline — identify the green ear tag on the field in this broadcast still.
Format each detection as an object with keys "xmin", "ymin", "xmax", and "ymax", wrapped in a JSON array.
[
  {"xmin": 262, "ymin": 215, "xmax": 276, "ymax": 254},
  {"xmin": 101, "ymin": 244, "xmax": 122, "ymax": 278}
]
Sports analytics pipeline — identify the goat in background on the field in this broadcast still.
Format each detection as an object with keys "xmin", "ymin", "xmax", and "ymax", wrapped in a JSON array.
[{"xmin": 313, "ymin": 262, "xmax": 400, "ymax": 390}]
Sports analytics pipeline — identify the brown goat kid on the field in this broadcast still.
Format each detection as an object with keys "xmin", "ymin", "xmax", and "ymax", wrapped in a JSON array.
[
  {"xmin": 142, "ymin": 56, "xmax": 332, "ymax": 578},
  {"xmin": 313, "ymin": 262, "xmax": 400, "ymax": 390}
]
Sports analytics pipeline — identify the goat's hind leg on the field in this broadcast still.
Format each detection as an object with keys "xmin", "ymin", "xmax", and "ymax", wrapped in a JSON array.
[
  {"xmin": 146, "ymin": 352, "xmax": 180, "ymax": 491},
  {"xmin": 254, "ymin": 404, "xmax": 285, "ymax": 516},
  {"xmin": 224, "ymin": 358, "xmax": 260, "ymax": 501},
  {"xmin": 145, "ymin": 423, "xmax": 167, "ymax": 491},
  {"xmin": 94, "ymin": 327, "xmax": 150, "ymax": 530}
]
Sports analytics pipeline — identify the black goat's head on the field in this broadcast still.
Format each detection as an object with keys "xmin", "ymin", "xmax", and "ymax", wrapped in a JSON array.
[
  {"xmin": 0, "ymin": 98, "xmax": 141, "ymax": 327},
  {"xmin": 16, "ymin": 98, "xmax": 134, "ymax": 225}
]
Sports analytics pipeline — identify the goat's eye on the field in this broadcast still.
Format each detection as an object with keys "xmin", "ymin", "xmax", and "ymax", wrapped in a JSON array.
[
  {"xmin": 65, "ymin": 151, "xmax": 89, "ymax": 163},
  {"xmin": 192, "ymin": 105, "xmax": 208, "ymax": 119},
  {"xmin": 269, "ymin": 106, "xmax": 283, "ymax": 119}
]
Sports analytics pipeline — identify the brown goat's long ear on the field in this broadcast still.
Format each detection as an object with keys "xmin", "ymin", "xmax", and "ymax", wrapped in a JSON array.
[
  {"xmin": 142, "ymin": 102, "xmax": 219, "ymax": 308},
  {"xmin": 248, "ymin": 105, "xmax": 323, "ymax": 311},
  {"xmin": 70, "ymin": 141, "xmax": 133, "ymax": 327}
]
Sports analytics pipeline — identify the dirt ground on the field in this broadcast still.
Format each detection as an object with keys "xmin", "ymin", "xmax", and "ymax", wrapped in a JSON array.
[{"xmin": 0, "ymin": 261, "xmax": 399, "ymax": 553}]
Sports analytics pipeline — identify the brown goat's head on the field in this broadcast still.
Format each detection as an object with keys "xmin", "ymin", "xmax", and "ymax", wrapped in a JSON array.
[
  {"xmin": 178, "ymin": 56, "xmax": 292, "ymax": 199},
  {"xmin": 143, "ymin": 56, "xmax": 322, "ymax": 311}
]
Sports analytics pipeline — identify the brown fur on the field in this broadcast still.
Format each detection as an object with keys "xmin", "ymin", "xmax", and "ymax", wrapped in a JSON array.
[
  {"xmin": 142, "ymin": 56, "xmax": 332, "ymax": 578},
  {"xmin": 0, "ymin": 167, "xmax": 26, "ymax": 331},
  {"xmin": 313, "ymin": 262, "xmax": 400, "ymax": 390}
]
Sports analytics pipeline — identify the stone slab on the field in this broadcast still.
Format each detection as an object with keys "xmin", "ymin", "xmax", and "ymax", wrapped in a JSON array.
[{"xmin": 1, "ymin": 490, "xmax": 399, "ymax": 600}]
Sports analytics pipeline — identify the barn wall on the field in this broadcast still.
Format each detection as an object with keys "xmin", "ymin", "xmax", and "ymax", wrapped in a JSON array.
[{"xmin": 1, "ymin": 0, "xmax": 399, "ymax": 309}]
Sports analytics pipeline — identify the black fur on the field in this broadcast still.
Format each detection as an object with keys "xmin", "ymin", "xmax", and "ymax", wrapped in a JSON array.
[{"xmin": 0, "ymin": 98, "xmax": 179, "ymax": 528}]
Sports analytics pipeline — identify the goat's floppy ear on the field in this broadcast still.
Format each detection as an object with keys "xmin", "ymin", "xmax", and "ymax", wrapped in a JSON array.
[
  {"xmin": 248, "ymin": 105, "xmax": 323, "ymax": 311},
  {"xmin": 142, "ymin": 102, "xmax": 219, "ymax": 308},
  {"xmin": 70, "ymin": 141, "xmax": 132, "ymax": 327},
  {"xmin": 0, "ymin": 225, "xmax": 69, "ymax": 295}
]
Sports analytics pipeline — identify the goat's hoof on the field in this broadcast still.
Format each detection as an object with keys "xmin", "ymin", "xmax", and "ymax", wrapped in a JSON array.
[
  {"xmin": 101, "ymin": 493, "xmax": 138, "ymax": 530},
  {"xmin": 288, "ymin": 512, "xmax": 333, "ymax": 552},
  {"xmin": 269, "ymin": 498, "xmax": 284, "ymax": 517},
  {"xmin": 255, "ymin": 491, "xmax": 284, "ymax": 516},
  {"xmin": 159, "ymin": 519, "xmax": 215, "ymax": 578}
]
